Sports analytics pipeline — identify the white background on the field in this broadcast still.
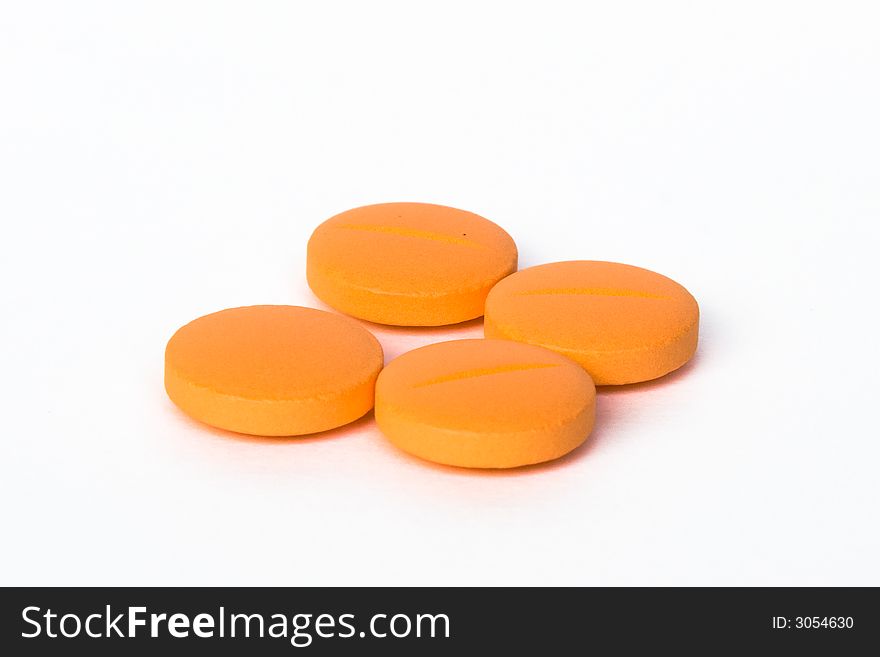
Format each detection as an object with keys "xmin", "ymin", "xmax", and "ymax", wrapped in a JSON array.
[{"xmin": 2, "ymin": 1, "xmax": 878, "ymax": 586}]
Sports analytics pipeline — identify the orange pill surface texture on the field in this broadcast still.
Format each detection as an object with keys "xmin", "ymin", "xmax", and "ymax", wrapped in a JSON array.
[
  {"xmin": 307, "ymin": 202, "xmax": 517, "ymax": 326},
  {"xmin": 484, "ymin": 261, "xmax": 699, "ymax": 386},
  {"xmin": 165, "ymin": 305, "xmax": 383, "ymax": 436},
  {"xmin": 375, "ymin": 339, "xmax": 595, "ymax": 469}
]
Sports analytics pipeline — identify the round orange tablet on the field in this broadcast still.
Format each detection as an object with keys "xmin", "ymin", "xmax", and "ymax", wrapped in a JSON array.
[
  {"xmin": 307, "ymin": 202, "xmax": 517, "ymax": 326},
  {"xmin": 165, "ymin": 305, "xmax": 383, "ymax": 436},
  {"xmin": 484, "ymin": 261, "xmax": 699, "ymax": 385},
  {"xmin": 375, "ymin": 339, "xmax": 595, "ymax": 468}
]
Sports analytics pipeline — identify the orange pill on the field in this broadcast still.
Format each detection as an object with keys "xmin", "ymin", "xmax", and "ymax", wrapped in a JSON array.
[
  {"xmin": 484, "ymin": 261, "xmax": 699, "ymax": 385},
  {"xmin": 375, "ymin": 339, "xmax": 595, "ymax": 468},
  {"xmin": 307, "ymin": 202, "xmax": 517, "ymax": 326},
  {"xmin": 165, "ymin": 305, "xmax": 383, "ymax": 436}
]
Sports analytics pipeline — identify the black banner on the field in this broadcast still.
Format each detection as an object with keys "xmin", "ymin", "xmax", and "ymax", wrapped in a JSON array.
[{"xmin": 1, "ymin": 587, "xmax": 875, "ymax": 654}]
